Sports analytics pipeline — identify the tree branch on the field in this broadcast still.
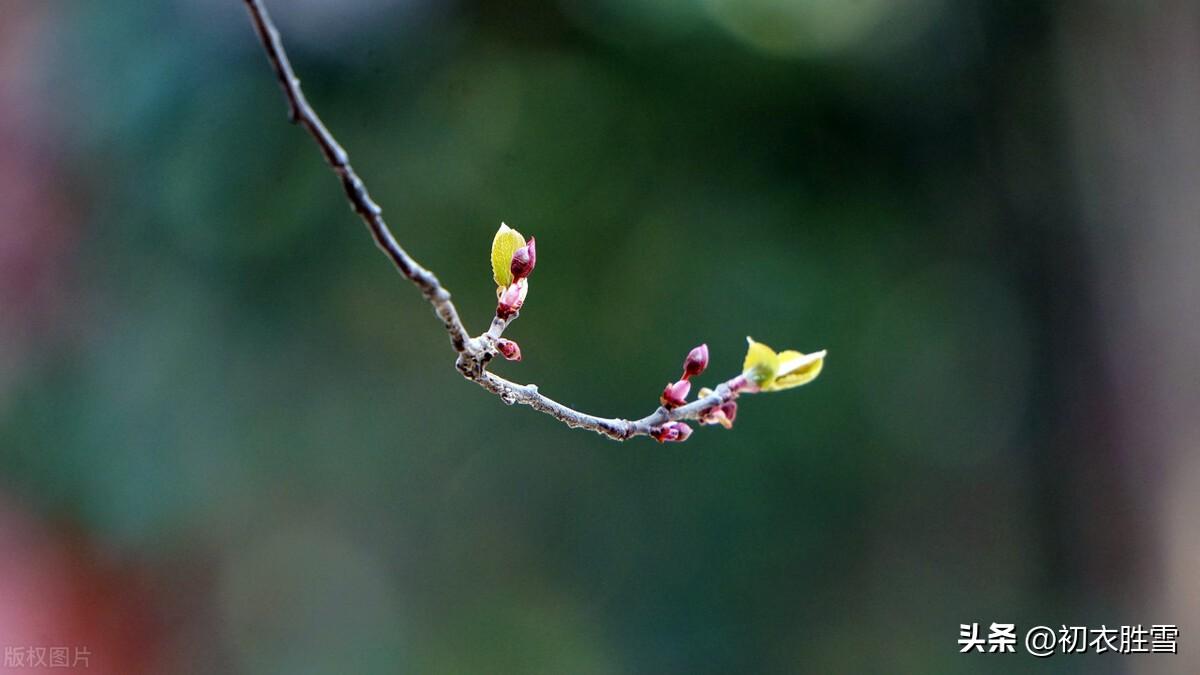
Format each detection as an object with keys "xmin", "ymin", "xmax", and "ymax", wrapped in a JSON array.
[
  {"xmin": 243, "ymin": 0, "xmax": 469, "ymax": 353},
  {"xmin": 241, "ymin": 0, "xmax": 789, "ymax": 441},
  {"xmin": 477, "ymin": 372, "xmax": 744, "ymax": 440}
]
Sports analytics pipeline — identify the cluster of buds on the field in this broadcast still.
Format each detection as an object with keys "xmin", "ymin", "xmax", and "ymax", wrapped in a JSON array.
[
  {"xmin": 651, "ymin": 344, "xmax": 709, "ymax": 442},
  {"xmin": 660, "ymin": 344, "xmax": 708, "ymax": 408},
  {"xmin": 492, "ymin": 223, "xmax": 536, "ymax": 320},
  {"xmin": 653, "ymin": 338, "xmax": 826, "ymax": 441}
]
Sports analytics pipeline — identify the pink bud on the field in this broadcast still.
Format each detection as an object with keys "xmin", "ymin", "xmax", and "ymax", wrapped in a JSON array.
[
  {"xmin": 682, "ymin": 343, "xmax": 709, "ymax": 379},
  {"xmin": 496, "ymin": 278, "xmax": 529, "ymax": 319},
  {"xmin": 720, "ymin": 401, "xmax": 737, "ymax": 424},
  {"xmin": 652, "ymin": 421, "xmax": 693, "ymax": 443},
  {"xmin": 660, "ymin": 379, "xmax": 691, "ymax": 409},
  {"xmin": 699, "ymin": 401, "xmax": 737, "ymax": 429},
  {"xmin": 510, "ymin": 237, "xmax": 536, "ymax": 281},
  {"xmin": 673, "ymin": 422, "xmax": 693, "ymax": 441},
  {"xmin": 496, "ymin": 338, "xmax": 522, "ymax": 361}
]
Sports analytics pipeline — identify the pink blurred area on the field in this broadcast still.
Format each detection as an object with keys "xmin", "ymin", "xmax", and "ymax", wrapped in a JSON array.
[
  {"xmin": 0, "ymin": 6, "xmax": 156, "ymax": 671},
  {"xmin": 0, "ymin": 3, "xmax": 76, "ymax": 401},
  {"xmin": 0, "ymin": 496, "xmax": 161, "ymax": 674}
]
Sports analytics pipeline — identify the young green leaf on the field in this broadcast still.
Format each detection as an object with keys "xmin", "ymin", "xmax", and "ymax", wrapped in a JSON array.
[
  {"xmin": 742, "ymin": 337, "xmax": 780, "ymax": 388},
  {"xmin": 771, "ymin": 350, "xmax": 826, "ymax": 390},
  {"xmin": 491, "ymin": 223, "xmax": 526, "ymax": 289},
  {"xmin": 742, "ymin": 337, "xmax": 826, "ymax": 391}
]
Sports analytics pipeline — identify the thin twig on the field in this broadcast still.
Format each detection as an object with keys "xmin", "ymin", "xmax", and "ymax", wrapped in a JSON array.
[
  {"xmin": 478, "ymin": 373, "xmax": 740, "ymax": 440},
  {"xmin": 243, "ymin": 0, "xmax": 469, "ymax": 352},
  {"xmin": 241, "ymin": 0, "xmax": 742, "ymax": 440}
]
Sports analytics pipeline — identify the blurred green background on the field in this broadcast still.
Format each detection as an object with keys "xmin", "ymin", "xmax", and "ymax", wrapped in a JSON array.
[{"xmin": 1, "ymin": 1, "xmax": 1197, "ymax": 673}]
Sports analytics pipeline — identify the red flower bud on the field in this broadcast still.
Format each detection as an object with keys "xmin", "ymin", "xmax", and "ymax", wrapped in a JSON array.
[
  {"xmin": 660, "ymin": 379, "xmax": 691, "ymax": 408},
  {"xmin": 496, "ymin": 338, "xmax": 522, "ymax": 361},
  {"xmin": 510, "ymin": 237, "xmax": 536, "ymax": 281},
  {"xmin": 496, "ymin": 278, "xmax": 529, "ymax": 319},
  {"xmin": 682, "ymin": 343, "xmax": 709, "ymax": 379},
  {"xmin": 651, "ymin": 421, "xmax": 693, "ymax": 443}
]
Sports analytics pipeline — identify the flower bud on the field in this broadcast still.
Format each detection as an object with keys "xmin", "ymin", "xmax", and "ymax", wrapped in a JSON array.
[
  {"xmin": 495, "ymin": 338, "xmax": 522, "ymax": 361},
  {"xmin": 651, "ymin": 421, "xmax": 693, "ymax": 443},
  {"xmin": 496, "ymin": 278, "xmax": 529, "ymax": 319},
  {"xmin": 720, "ymin": 401, "xmax": 737, "ymax": 424},
  {"xmin": 660, "ymin": 379, "xmax": 691, "ymax": 408},
  {"xmin": 675, "ymin": 422, "xmax": 694, "ymax": 441},
  {"xmin": 682, "ymin": 343, "xmax": 708, "ymax": 379},
  {"xmin": 699, "ymin": 400, "xmax": 738, "ymax": 429},
  {"xmin": 510, "ymin": 237, "xmax": 536, "ymax": 281}
]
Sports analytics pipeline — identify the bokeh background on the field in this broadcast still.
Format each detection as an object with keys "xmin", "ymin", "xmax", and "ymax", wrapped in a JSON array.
[{"xmin": 1, "ymin": 1, "xmax": 1197, "ymax": 673}]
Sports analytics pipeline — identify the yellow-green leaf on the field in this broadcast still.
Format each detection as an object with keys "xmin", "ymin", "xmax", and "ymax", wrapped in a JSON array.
[
  {"xmin": 769, "ymin": 350, "xmax": 825, "ymax": 390},
  {"xmin": 491, "ymin": 223, "xmax": 526, "ymax": 288},
  {"xmin": 742, "ymin": 337, "xmax": 779, "ymax": 388}
]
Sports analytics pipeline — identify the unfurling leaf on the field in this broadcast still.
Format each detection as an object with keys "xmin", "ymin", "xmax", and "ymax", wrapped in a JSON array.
[
  {"xmin": 742, "ymin": 337, "xmax": 779, "ymax": 388},
  {"xmin": 491, "ymin": 223, "xmax": 526, "ymax": 289},
  {"xmin": 742, "ymin": 337, "xmax": 825, "ymax": 392},
  {"xmin": 771, "ymin": 349, "xmax": 825, "ymax": 390}
]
